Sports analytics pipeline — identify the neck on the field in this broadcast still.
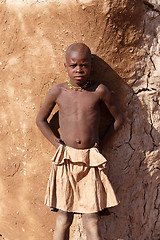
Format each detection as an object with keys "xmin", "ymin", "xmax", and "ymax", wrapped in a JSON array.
[
  {"xmin": 70, "ymin": 80, "xmax": 88, "ymax": 87},
  {"xmin": 67, "ymin": 79, "xmax": 90, "ymax": 91}
]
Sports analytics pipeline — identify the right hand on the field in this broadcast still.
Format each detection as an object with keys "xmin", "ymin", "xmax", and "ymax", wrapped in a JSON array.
[{"xmin": 54, "ymin": 138, "xmax": 65, "ymax": 148}]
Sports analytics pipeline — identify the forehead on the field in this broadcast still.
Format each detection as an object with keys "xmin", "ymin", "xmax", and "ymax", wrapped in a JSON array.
[{"xmin": 66, "ymin": 50, "xmax": 91, "ymax": 63}]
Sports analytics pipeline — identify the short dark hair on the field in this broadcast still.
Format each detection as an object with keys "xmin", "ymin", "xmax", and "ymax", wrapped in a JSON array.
[{"xmin": 66, "ymin": 43, "xmax": 91, "ymax": 60}]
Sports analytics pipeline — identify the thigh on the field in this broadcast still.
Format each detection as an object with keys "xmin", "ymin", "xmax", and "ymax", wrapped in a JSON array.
[
  {"xmin": 82, "ymin": 212, "xmax": 99, "ymax": 226},
  {"xmin": 56, "ymin": 210, "xmax": 74, "ymax": 226},
  {"xmin": 82, "ymin": 212, "xmax": 102, "ymax": 239}
]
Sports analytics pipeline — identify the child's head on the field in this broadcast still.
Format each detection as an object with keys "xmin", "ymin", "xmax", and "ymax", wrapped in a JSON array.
[
  {"xmin": 65, "ymin": 43, "xmax": 92, "ymax": 85},
  {"xmin": 66, "ymin": 43, "xmax": 91, "ymax": 61}
]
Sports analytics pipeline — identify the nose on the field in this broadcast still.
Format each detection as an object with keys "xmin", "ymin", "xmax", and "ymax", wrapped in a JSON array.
[{"xmin": 75, "ymin": 65, "xmax": 82, "ymax": 72}]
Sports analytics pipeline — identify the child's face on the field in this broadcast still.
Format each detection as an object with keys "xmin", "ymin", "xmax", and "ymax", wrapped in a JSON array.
[{"xmin": 65, "ymin": 50, "xmax": 91, "ymax": 85}]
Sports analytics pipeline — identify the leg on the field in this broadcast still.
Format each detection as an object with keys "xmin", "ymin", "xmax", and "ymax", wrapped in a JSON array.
[
  {"xmin": 54, "ymin": 210, "xmax": 74, "ymax": 240},
  {"xmin": 82, "ymin": 212, "xmax": 102, "ymax": 240}
]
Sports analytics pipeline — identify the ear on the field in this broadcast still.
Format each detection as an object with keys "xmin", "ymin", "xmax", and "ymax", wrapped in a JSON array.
[
  {"xmin": 91, "ymin": 54, "xmax": 93, "ymax": 63},
  {"xmin": 91, "ymin": 55, "xmax": 94, "ymax": 71},
  {"xmin": 64, "ymin": 63, "xmax": 67, "ymax": 72}
]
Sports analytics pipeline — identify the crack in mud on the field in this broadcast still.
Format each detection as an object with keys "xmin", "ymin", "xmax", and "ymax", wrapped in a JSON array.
[
  {"xmin": 128, "ymin": 215, "xmax": 133, "ymax": 238},
  {"xmin": 151, "ymin": 184, "xmax": 160, "ymax": 238},
  {"xmin": 6, "ymin": 163, "xmax": 20, "ymax": 177},
  {"xmin": 153, "ymin": 99, "xmax": 160, "ymax": 106},
  {"xmin": 144, "ymin": 1, "xmax": 160, "ymax": 14},
  {"xmin": 149, "ymin": 116, "xmax": 156, "ymax": 151},
  {"xmin": 134, "ymin": 88, "xmax": 156, "ymax": 95},
  {"xmin": 139, "ymin": 151, "xmax": 146, "ymax": 168},
  {"xmin": 123, "ymin": 150, "xmax": 134, "ymax": 170},
  {"xmin": 143, "ymin": 184, "xmax": 147, "ymax": 218},
  {"xmin": 128, "ymin": 117, "xmax": 134, "ymax": 143},
  {"xmin": 149, "ymin": 56, "xmax": 156, "ymax": 70}
]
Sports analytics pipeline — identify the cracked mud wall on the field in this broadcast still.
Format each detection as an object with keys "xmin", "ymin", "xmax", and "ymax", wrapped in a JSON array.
[{"xmin": 0, "ymin": 0, "xmax": 159, "ymax": 240}]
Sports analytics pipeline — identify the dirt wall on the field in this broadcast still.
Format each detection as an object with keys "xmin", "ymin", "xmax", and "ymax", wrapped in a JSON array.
[{"xmin": 0, "ymin": 0, "xmax": 159, "ymax": 239}]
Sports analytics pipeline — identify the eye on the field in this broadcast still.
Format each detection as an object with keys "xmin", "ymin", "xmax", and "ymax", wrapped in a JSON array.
[
  {"xmin": 81, "ymin": 64, "xmax": 89, "ymax": 68},
  {"xmin": 70, "ymin": 64, "xmax": 76, "ymax": 68}
]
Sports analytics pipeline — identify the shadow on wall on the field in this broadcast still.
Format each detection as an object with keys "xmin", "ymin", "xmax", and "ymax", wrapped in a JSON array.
[
  {"xmin": 49, "ymin": 53, "xmax": 159, "ymax": 143},
  {"xmin": 49, "ymin": 54, "xmax": 160, "ymax": 239}
]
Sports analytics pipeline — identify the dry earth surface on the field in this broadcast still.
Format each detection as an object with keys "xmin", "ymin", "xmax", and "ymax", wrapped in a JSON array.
[{"xmin": 0, "ymin": 0, "xmax": 159, "ymax": 240}]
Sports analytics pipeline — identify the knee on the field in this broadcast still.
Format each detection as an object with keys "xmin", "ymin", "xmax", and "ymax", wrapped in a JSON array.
[
  {"xmin": 82, "ymin": 213, "xmax": 99, "ymax": 230},
  {"xmin": 82, "ymin": 213, "xmax": 102, "ymax": 239},
  {"xmin": 56, "ymin": 211, "xmax": 74, "ymax": 229}
]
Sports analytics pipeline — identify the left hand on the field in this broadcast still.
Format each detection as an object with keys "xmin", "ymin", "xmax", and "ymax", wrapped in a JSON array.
[{"xmin": 93, "ymin": 142, "xmax": 99, "ymax": 148}]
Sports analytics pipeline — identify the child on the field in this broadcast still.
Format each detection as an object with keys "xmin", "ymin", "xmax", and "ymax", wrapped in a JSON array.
[{"xmin": 36, "ymin": 43, "xmax": 123, "ymax": 240}]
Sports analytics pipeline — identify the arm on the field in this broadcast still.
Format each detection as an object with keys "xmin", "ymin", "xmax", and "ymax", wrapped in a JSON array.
[
  {"xmin": 97, "ymin": 84, "xmax": 124, "ymax": 147},
  {"xmin": 36, "ymin": 86, "xmax": 62, "ymax": 149}
]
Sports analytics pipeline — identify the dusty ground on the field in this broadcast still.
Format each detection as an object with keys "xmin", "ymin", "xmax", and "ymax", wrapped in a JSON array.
[{"xmin": 0, "ymin": 0, "xmax": 159, "ymax": 240}]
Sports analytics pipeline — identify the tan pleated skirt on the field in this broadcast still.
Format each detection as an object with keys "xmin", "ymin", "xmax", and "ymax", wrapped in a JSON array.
[{"xmin": 44, "ymin": 144, "xmax": 119, "ymax": 213}]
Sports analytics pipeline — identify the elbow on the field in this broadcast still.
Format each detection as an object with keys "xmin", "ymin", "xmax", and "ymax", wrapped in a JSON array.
[
  {"xmin": 120, "ymin": 113, "xmax": 124, "ymax": 126},
  {"xmin": 36, "ymin": 115, "xmax": 43, "ymax": 128},
  {"xmin": 36, "ymin": 117, "xmax": 40, "ymax": 127},
  {"xmin": 115, "ymin": 113, "xmax": 124, "ymax": 131},
  {"xmin": 118, "ymin": 113, "xmax": 124, "ymax": 128},
  {"xmin": 36, "ymin": 115, "xmax": 47, "ymax": 128}
]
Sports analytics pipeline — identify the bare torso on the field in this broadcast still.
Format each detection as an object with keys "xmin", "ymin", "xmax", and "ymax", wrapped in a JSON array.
[
  {"xmin": 36, "ymin": 80, "xmax": 123, "ymax": 150},
  {"xmin": 56, "ymin": 82, "xmax": 101, "ymax": 149}
]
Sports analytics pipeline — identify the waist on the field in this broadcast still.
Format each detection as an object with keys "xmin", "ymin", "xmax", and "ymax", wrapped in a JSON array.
[{"xmin": 60, "ymin": 137, "xmax": 99, "ymax": 149}]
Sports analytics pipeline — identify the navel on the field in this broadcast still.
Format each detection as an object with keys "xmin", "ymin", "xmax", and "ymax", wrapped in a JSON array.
[{"xmin": 75, "ymin": 139, "xmax": 81, "ymax": 144}]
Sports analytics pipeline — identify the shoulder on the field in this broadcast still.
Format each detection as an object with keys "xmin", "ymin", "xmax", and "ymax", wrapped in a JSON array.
[
  {"xmin": 47, "ymin": 83, "xmax": 66, "ymax": 97},
  {"xmin": 95, "ymin": 83, "xmax": 111, "ymax": 100},
  {"xmin": 46, "ymin": 83, "xmax": 66, "ymax": 102}
]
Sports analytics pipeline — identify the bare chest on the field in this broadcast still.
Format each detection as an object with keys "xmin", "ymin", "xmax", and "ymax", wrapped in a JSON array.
[{"xmin": 56, "ymin": 89, "xmax": 100, "ymax": 114}]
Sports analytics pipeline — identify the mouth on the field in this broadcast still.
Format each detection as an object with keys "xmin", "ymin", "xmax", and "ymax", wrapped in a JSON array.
[{"xmin": 74, "ymin": 75, "xmax": 84, "ymax": 79}]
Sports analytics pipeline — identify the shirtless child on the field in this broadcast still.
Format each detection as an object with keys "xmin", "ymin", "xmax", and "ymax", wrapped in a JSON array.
[{"xmin": 36, "ymin": 43, "xmax": 123, "ymax": 240}]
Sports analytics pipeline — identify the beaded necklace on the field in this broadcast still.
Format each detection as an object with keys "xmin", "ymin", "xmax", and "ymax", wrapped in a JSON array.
[{"xmin": 67, "ymin": 80, "xmax": 90, "ymax": 92}]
